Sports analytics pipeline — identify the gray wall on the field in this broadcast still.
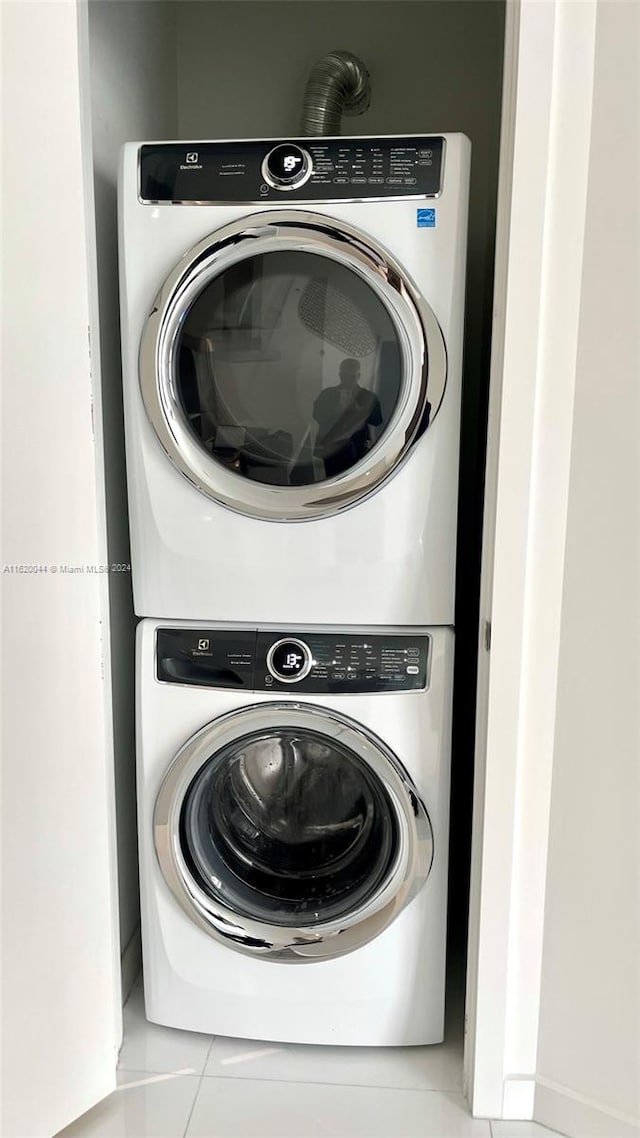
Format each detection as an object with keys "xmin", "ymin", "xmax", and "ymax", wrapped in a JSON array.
[
  {"xmin": 536, "ymin": 0, "xmax": 640, "ymax": 1127},
  {"xmin": 87, "ymin": 0, "xmax": 178, "ymax": 968},
  {"xmin": 175, "ymin": 0, "xmax": 505, "ymax": 942}
]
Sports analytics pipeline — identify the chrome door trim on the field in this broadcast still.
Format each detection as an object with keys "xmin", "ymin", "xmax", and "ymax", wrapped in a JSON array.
[
  {"xmin": 139, "ymin": 210, "xmax": 447, "ymax": 521},
  {"xmin": 153, "ymin": 702, "xmax": 434, "ymax": 962}
]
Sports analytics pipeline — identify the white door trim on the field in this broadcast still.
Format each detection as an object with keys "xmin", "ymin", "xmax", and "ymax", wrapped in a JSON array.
[{"xmin": 464, "ymin": 0, "xmax": 598, "ymax": 1118}]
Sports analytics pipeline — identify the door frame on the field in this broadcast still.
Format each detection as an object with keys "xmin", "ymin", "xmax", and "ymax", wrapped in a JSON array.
[{"xmin": 463, "ymin": 0, "xmax": 599, "ymax": 1119}]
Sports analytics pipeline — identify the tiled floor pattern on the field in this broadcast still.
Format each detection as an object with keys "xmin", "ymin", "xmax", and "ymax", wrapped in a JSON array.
[{"xmin": 58, "ymin": 979, "xmax": 565, "ymax": 1138}]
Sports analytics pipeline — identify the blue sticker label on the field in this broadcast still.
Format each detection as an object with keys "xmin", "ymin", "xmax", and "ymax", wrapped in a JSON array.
[{"xmin": 417, "ymin": 208, "xmax": 436, "ymax": 228}]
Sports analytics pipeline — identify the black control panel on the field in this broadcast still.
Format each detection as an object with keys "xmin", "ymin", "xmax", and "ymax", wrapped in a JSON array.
[
  {"xmin": 157, "ymin": 628, "xmax": 429, "ymax": 694},
  {"xmin": 139, "ymin": 137, "xmax": 444, "ymax": 203}
]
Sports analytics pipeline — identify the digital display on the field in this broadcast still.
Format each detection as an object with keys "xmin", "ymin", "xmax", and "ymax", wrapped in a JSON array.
[
  {"xmin": 264, "ymin": 144, "xmax": 309, "ymax": 185},
  {"xmin": 268, "ymin": 640, "xmax": 310, "ymax": 680}
]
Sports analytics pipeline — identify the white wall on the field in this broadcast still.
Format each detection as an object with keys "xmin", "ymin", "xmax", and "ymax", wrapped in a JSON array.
[
  {"xmin": 1, "ymin": 3, "xmax": 121, "ymax": 1133},
  {"xmin": 535, "ymin": 2, "xmax": 640, "ymax": 1134},
  {"xmin": 175, "ymin": 0, "xmax": 506, "ymax": 944},
  {"xmin": 85, "ymin": 0, "xmax": 177, "ymax": 974}
]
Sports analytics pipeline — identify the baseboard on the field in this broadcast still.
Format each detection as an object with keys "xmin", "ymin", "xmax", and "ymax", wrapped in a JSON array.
[
  {"xmin": 503, "ymin": 1076, "xmax": 535, "ymax": 1118},
  {"xmin": 120, "ymin": 925, "xmax": 142, "ymax": 1003},
  {"xmin": 535, "ymin": 1078, "xmax": 640, "ymax": 1138}
]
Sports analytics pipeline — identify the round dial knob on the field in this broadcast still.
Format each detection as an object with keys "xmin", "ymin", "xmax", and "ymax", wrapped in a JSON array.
[
  {"xmin": 262, "ymin": 144, "xmax": 312, "ymax": 190},
  {"xmin": 266, "ymin": 638, "xmax": 313, "ymax": 683}
]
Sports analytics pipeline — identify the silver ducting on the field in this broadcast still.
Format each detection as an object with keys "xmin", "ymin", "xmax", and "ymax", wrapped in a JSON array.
[{"xmin": 300, "ymin": 50, "xmax": 371, "ymax": 137}]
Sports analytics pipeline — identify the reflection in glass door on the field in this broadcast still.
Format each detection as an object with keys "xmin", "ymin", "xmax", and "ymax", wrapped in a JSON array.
[{"xmin": 176, "ymin": 250, "xmax": 403, "ymax": 486}]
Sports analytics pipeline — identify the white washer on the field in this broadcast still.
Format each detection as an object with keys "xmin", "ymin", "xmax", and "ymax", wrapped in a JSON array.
[
  {"xmin": 119, "ymin": 135, "xmax": 470, "ymax": 624},
  {"xmin": 137, "ymin": 618, "xmax": 453, "ymax": 1045}
]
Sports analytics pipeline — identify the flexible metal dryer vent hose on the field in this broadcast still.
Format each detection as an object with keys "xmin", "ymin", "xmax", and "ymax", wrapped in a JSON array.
[{"xmin": 300, "ymin": 50, "xmax": 371, "ymax": 136}]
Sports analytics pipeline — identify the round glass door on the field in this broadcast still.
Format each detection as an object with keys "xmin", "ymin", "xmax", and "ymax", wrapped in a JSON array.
[
  {"xmin": 154, "ymin": 704, "xmax": 434, "ymax": 961},
  {"xmin": 140, "ymin": 211, "xmax": 447, "ymax": 520},
  {"xmin": 176, "ymin": 250, "xmax": 401, "ymax": 487},
  {"xmin": 180, "ymin": 726, "xmax": 397, "ymax": 925}
]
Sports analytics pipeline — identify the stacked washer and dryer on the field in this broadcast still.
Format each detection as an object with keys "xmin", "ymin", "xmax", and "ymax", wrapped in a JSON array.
[{"xmin": 118, "ymin": 133, "xmax": 470, "ymax": 1045}]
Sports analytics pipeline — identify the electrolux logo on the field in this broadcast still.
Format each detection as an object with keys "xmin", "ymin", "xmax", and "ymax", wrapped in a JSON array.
[
  {"xmin": 192, "ymin": 636, "xmax": 212, "ymax": 657},
  {"xmin": 180, "ymin": 150, "xmax": 203, "ymax": 171}
]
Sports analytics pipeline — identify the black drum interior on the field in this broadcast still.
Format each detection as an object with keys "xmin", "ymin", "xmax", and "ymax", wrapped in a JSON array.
[{"xmin": 179, "ymin": 727, "xmax": 399, "ymax": 926}]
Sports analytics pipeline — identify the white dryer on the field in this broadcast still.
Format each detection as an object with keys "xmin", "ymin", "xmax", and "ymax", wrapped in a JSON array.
[
  {"xmin": 118, "ymin": 137, "xmax": 469, "ymax": 628},
  {"xmin": 137, "ymin": 618, "xmax": 453, "ymax": 1045},
  {"xmin": 119, "ymin": 135, "xmax": 470, "ymax": 624}
]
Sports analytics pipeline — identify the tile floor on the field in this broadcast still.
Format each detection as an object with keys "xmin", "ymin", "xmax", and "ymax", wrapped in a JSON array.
[{"xmin": 57, "ymin": 977, "xmax": 565, "ymax": 1138}]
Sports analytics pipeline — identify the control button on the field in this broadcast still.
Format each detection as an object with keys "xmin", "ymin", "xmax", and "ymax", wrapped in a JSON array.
[
  {"xmin": 262, "ymin": 144, "xmax": 312, "ymax": 191},
  {"xmin": 386, "ymin": 177, "xmax": 403, "ymax": 184},
  {"xmin": 418, "ymin": 148, "xmax": 433, "ymax": 158},
  {"xmin": 407, "ymin": 665, "xmax": 420, "ymax": 675},
  {"xmin": 333, "ymin": 177, "xmax": 349, "ymax": 184},
  {"xmin": 368, "ymin": 177, "xmax": 385, "ymax": 184},
  {"xmin": 405, "ymin": 178, "xmax": 417, "ymax": 185},
  {"xmin": 266, "ymin": 637, "xmax": 313, "ymax": 683}
]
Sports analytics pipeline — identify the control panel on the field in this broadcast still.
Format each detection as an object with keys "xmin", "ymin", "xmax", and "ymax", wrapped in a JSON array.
[
  {"xmin": 157, "ymin": 628, "xmax": 429, "ymax": 694},
  {"xmin": 139, "ymin": 137, "xmax": 444, "ymax": 203}
]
